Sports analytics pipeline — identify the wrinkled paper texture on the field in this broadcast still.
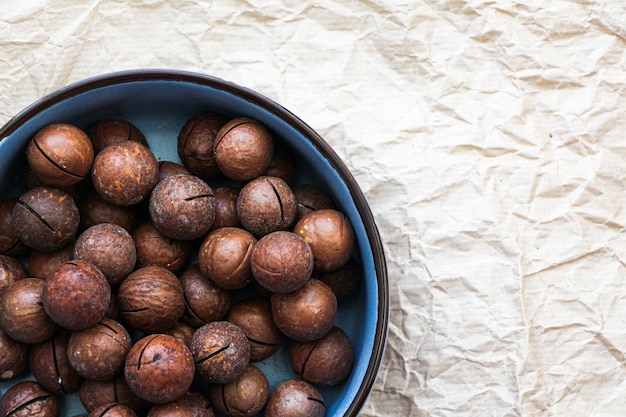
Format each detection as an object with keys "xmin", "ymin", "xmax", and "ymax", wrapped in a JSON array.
[{"xmin": 2, "ymin": 1, "xmax": 626, "ymax": 416}]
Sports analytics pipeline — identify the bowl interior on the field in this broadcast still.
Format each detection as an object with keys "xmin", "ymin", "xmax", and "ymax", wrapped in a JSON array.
[{"xmin": 0, "ymin": 71, "xmax": 387, "ymax": 416}]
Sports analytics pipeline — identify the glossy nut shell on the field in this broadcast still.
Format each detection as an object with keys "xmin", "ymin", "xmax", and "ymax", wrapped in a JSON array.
[
  {"xmin": 26, "ymin": 123, "xmax": 94, "ymax": 187},
  {"xmin": 118, "ymin": 266, "xmax": 185, "ymax": 333},
  {"xmin": 42, "ymin": 260, "xmax": 111, "ymax": 331},
  {"xmin": 124, "ymin": 334, "xmax": 195, "ymax": 404}
]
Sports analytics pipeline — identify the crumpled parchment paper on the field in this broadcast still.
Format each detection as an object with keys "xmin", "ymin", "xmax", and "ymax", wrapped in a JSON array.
[{"xmin": 2, "ymin": 1, "xmax": 626, "ymax": 416}]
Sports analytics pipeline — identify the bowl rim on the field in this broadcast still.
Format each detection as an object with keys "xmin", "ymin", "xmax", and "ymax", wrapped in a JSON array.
[{"xmin": 0, "ymin": 69, "xmax": 389, "ymax": 416}]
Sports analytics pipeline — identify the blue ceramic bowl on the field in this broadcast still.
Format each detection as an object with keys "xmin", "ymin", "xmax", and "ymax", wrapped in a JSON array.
[{"xmin": 0, "ymin": 70, "xmax": 388, "ymax": 416}]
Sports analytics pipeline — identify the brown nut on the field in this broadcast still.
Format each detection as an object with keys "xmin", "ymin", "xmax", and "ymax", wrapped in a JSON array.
[
  {"xmin": 28, "ymin": 240, "xmax": 75, "ymax": 280},
  {"xmin": 177, "ymin": 113, "xmax": 230, "ymax": 180},
  {"xmin": 67, "ymin": 318, "xmax": 132, "ymax": 381},
  {"xmin": 132, "ymin": 221, "xmax": 191, "ymax": 274},
  {"xmin": 226, "ymin": 298, "xmax": 283, "ymax": 362},
  {"xmin": 26, "ymin": 123, "xmax": 94, "ymax": 187},
  {"xmin": 79, "ymin": 376, "xmax": 149, "ymax": 414},
  {"xmin": 42, "ymin": 260, "xmax": 112, "ymax": 331},
  {"xmin": 207, "ymin": 364, "xmax": 270, "ymax": 417},
  {"xmin": 0, "ymin": 254, "xmax": 27, "ymax": 296},
  {"xmin": 147, "ymin": 402, "xmax": 195, "ymax": 417},
  {"xmin": 0, "ymin": 327, "xmax": 29, "ymax": 381},
  {"xmin": 0, "ymin": 198, "xmax": 30, "ymax": 256},
  {"xmin": 30, "ymin": 330, "xmax": 83, "ymax": 395},
  {"xmin": 0, "ymin": 278, "xmax": 59, "ymax": 344},
  {"xmin": 158, "ymin": 321, "xmax": 196, "ymax": 350},
  {"xmin": 294, "ymin": 208, "xmax": 355, "ymax": 272},
  {"xmin": 250, "ymin": 231, "xmax": 313, "ymax": 293},
  {"xmin": 124, "ymin": 334, "xmax": 195, "ymax": 404},
  {"xmin": 78, "ymin": 190, "xmax": 138, "ymax": 232},
  {"xmin": 290, "ymin": 326, "xmax": 355, "ymax": 386},
  {"xmin": 12, "ymin": 186, "xmax": 79, "ymax": 252},
  {"xmin": 74, "ymin": 223, "xmax": 137, "ymax": 285},
  {"xmin": 158, "ymin": 161, "xmax": 191, "ymax": 181},
  {"xmin": 86, "ymin": 119, "xmax": 149, "ymax": 154},
  {"xmin": 265, "ymin": 379, "xmax": 325, "ymax": 417},
  {"xmin": 210, "ymin": 186, "xmax": 242, "ymax": 231},
  {"xmin": 174, "ymin": 390, "xmax": 215, "ymax": 417},
  {"xmin": 263, "ymin": 146, "xmax": 295, "ymax": 185},
  {"xmin": 180, "ymin": 265, "xmax": 231, "ymax": 328},
  {"xmin": 0, "ymin": 381, "xmax": 59, "ymax": 417},
  {"xmin": 118, "ymin": 266, "xmax": 185, "ymax": 333},
  {"xmin": 214, "ymin": 117, "xmax": 274, "ymax": 182},
  {"xmin": 198, "ymin": 227, "xmax": 256, "ymax": 290},
  {"xmin": 317, "ymin": 258, "xmax": 361, "ymax": 302},
  {"xmin": 22, "ymin": 163, "xmax": 89, "ymax": 202},
  {"xmin": 191, "ymin": 321, "xmax": 250, "ymax": 384},
  {"xmin": 271, "ymin": 279, "xmax": 337, "ymax": 342},
  {"xmin": 104, "ymin": 290, "xmax": 120, "ymax": 321},
  {"xmin": 88, "ymin": 403, "xmax": 138, "ymax": 417},
  {"xmin": 149, "ymin": 174, "xmax": 215, "ymax": 240},
  {"xmin": 91, "ymin": 141, "xmax": 159, "ymax": 206},
  {"xmin": 236, "ymin": 176, "xmax": 297, "ymax": 236},
  {"xmin": 293, "ymin": 184, "xmax": 335, "ymax": 221}
]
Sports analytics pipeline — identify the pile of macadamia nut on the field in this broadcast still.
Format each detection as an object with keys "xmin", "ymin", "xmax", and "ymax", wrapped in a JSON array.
[{"xmin": 0, "ymin": 115, "xmax": 362, "ymax": 417}]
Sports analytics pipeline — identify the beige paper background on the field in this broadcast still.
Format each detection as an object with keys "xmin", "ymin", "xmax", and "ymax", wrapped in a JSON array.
[{"xmin": 2, "ymin": 1, "xmax": 626, "ymax": 416}]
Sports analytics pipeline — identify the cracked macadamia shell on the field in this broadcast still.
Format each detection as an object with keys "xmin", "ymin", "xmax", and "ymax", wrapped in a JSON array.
[
  {"xmin": 0, "ymin": 278, "xmax": 59, "ymax": 344},
  {"xmin": 207, "ymin": 364, "xmax": 269, "ymax": 417},
  {"xmin": 118, "ymin": 266, "xmax": 185, "ymax": 333},
  {"xmin": 42, "ymin": 260, "xmax": 112, "ymax": 331},
  {"xmin": 0, "ymin": 254, "xmax": 27, "ymax": 296},
  {"xmin": 86, "ymin": 119, "xmax": 148, "ymax": 154},
  {"xmin": 190, "ymin": 321, "xmax": 250, "ymax": 384},
  {"xmin": 0, "ymin": 199, "xmax": 30, "ymax": 256},
  {"xmin": 12, "ymin": 187, "xmax": 80, "ymax": 252},
  {"xmin": 265, "ymin": 379, "xmax": 325, "ymax": 417},
  {"xmin": 294, "ymin": 208, "xmax": 355, "ymax": 272},
  {"xmin": 271, "ymin": 279, "xmax": 337, "ymax": 342},
  {"xmin": 78, "ymin": 190, "xmax": 138, "ymax": 232},
  {"xmin": 173, "ymin": 390, "xmax": 215, "ymax": 417},
  {"xmin": 226, "ymin": 298, "xmax": 283, "ymax": 362},
  {"xmin": 74, "ymin": 223, "xmax": 137, "ymax": 285},
  {"xmin": 0, "ymin": 381, "xmax": 59, "ymax": 417},
  {"xmin": 132, "ymin": 221, "xmax": 191, "ymax": 274},
  {"xmin": 88, "ymin": 403, "xmax": 138, "ymax": 417},
  {"xmin": 161, "ymin": 321, "xmax": 196, "ymax": 350},
  {"xmin": 0, "ymin": 328, "xmax": 29, "ymax": 381},
  {"xmin": 317, "ymin": 257, "xmax": 362, "ymax": 302},
  {"xmin": 262, "ymin": 146, "xmax": 295, "ymax": 186},
  {"xmin": 290, "ymin": 325, "xmax": 355, "ymax": 386},
  {"xmin": 91, "ymin": 141, "xmax": 159, "ymax": 206},
  {"xmin": 177, "ymin": 113, "xmax": 229, "ymax": 180},
  {"xmin": 147, "ymin": 403, "xmax": 195, "ymax": 417},
  {"xmin": 79, "ymin": 376, "xmax": 149, "ymax": 415},
  {"xmin": 236, "ymin": 176, "xmax": 297, "ymax": 237},
  {"xmin": 28, "ymin": 240, "xmax": 75, "ymax": 280},
  {"xmin": 67, "ymin": 318, "xmax": 132, "ymax": 381},
  {"xmin": 124, "ymin": 334, "xmax": 195, "ymax": 404},
  {"xmin": 180, "ymin": 264, "xmax": 231, "ymax": 328},
  {"xmin": 213, "ymin": 117, "xmax": 274, "ymax": 182},
  {"xmin": 210, "ymin": 186, "xmax": 241, "ymax": 231},
  {"xmin": 158, "ymin": 161, "xmax": 190, "ymax": 181},
  {"xmin": 29, "ymin": 331, "xmax": 83, "ymax": 395},
  {"xmin": 26, "ymin": 123, "xmax": 94, "ymax": 188},
  {"xmin": 149, "ymin": 174, "xmax": 215, "ymax": 240},
  {"xmin": 198, "ymin": 227, "xmax": 256, "ymax": 290},
  {"xmin": 293, "ymin": 184, "xmax": 336, "ymax": 221},
  {"xmin": 251, "ymin": 231, "xmax": 313, "ymax": 294}
]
